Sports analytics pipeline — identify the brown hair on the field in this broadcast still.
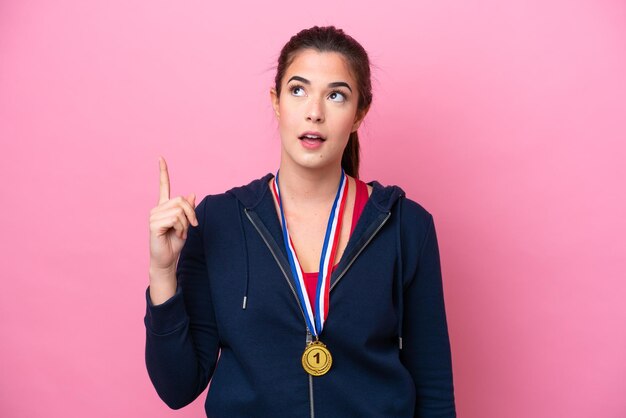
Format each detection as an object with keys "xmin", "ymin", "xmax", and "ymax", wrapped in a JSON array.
[{"xmin": 274, "ymin": 26, "xmax": 373, "ymax": 178}]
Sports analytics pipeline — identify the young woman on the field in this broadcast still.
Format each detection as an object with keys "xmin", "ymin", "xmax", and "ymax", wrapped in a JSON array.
[{"xmin": 145, "ymin": 26, "xmax": 456, "ymax": 417}]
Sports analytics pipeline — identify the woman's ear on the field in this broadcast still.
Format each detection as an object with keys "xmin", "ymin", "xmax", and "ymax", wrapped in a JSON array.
[
  {"xmin": 351, "ymin": 105, "xmax": 370, "ymax": 132},
  {"xmin": 270, "ymin": 87, "xmax": 280, "ymax": 119}
]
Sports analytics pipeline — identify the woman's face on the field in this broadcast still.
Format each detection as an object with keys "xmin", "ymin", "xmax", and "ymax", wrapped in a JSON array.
[{"xmin": 270, "ymin": 49, "xmax": 367, "ymax": 173}]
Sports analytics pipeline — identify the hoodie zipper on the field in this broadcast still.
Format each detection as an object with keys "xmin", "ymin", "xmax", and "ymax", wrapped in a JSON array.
[
  {"xmin": 244, "ymin": 208, "xmax": 308, "ymax": 326},
  {"xmin": 244, "ymin": 207, "xmax": 391, "ymax": 418}
]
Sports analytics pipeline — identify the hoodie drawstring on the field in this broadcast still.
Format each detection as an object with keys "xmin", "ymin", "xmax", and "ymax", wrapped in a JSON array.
[
  {"xmin": 238, "ymin": 203, "xmax": 250, "ymax": 310},
  {"xmin": 395, "ymin": 195, "xmax": 404, "ymax": 350}
]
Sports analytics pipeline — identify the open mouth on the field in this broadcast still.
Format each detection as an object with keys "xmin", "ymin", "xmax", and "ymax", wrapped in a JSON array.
[
  {"xmin": 298, "ymin": 133, "xmax": 326, "ymax": 141},
  {"xmin": 298, "ymin": 132, "xmax": 326, "ymax": 149}
]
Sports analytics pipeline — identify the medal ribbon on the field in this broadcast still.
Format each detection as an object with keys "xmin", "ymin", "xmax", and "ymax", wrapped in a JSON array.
[{"xmin": 272, "ymin": 170, "xmax": 348, "ymax": 338}]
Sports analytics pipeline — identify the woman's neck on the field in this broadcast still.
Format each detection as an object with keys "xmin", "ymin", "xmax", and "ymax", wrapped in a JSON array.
[{"xmin": 276, "ymin": 160, "xmax": 344, "ymax": 207}]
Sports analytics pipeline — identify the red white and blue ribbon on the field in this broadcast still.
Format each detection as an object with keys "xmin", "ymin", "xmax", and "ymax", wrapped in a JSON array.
[{"xmin": 272, "ymin": 170, "xmax": 348, "ymax": 338}]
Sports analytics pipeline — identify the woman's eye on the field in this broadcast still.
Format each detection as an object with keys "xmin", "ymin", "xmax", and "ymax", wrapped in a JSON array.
[
  {"xmin": 290, "ymin": 86, "xmax": 305, "ymax": 96},
  {"xmin": 329, "ymin": 91, "xmax": 346, "ymax": 103}
]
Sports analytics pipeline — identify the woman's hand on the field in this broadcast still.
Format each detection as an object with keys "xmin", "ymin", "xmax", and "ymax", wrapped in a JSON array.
[{"xmin": 148, "ymin": 156, "xmax": 198, "ymax": 304}]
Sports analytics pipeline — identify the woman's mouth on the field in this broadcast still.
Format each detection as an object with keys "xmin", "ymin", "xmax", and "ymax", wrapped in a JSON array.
[
  {"xmin": 298, "ymin": 132, "xmax": 326, "ymax": 149},
  {"xmin": 299, "ymin": 132, "xmax": 326, "ymax": 140}
]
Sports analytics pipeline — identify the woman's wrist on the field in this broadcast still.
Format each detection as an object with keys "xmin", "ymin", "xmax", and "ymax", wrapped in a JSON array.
[
  {"xmin": 149, "ymin": 263, "xmax": 177, "ymax": 282},
  {"xmin": 148, "ymin": 265, "xmax": 177, "ymax": 305}
]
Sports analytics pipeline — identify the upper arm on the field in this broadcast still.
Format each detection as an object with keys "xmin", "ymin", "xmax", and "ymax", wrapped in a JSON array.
[{"xmin": 399, "ymin": 206, "xmax": 456, "ymax": 417}]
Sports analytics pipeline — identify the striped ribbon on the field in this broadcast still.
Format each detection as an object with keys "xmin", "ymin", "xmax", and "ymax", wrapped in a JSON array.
[{"xmin": 272, "ymin": 170, "xmax": 348, "ymax": 338}]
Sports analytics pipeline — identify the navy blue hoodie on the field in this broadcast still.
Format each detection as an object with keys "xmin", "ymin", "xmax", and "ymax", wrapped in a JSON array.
[{"xmin": 144, "ymin": 173, "xmax": 456, "ymax": 417}]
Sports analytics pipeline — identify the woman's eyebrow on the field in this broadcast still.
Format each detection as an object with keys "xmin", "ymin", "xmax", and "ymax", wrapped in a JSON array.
[{"xmin": 287, "ymin": 75, "xmax": 353, "ymax": 93}]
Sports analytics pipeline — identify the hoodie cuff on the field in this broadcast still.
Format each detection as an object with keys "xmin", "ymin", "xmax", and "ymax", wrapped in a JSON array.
[{"xmin": 144, "ymin": 286, "xmax": 188, "ymax": 335}]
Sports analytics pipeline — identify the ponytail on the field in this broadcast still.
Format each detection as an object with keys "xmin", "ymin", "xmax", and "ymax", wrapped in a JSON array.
[{"xmin": 341, "ymin": 132, "xmax": 360, "ymax": 178}]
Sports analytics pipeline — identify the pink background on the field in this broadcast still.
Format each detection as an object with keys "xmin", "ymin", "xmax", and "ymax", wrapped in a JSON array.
[{"xmin": 1, "ymin": 0, "xmax": 625, "ymax": 417}]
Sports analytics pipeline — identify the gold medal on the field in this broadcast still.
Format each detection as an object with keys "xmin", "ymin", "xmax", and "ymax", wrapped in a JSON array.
[{"xmin": 302, "ymin": 340, "xmax": 332, "ymax": 376}]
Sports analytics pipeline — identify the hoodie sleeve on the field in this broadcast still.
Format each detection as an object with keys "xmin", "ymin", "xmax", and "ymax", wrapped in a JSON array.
[
  {"xmin": 400, "ymin": 209, "xmax": 456, "ymax": 418},
  {"xmin": 144, "ymin": 196, "xmax": 220, "ymax": 409}
]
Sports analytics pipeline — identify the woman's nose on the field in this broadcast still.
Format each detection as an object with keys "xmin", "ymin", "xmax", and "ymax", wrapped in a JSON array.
[{"xmin": 306, "ymin": 99, "xmax": 324, "ymax": 123}]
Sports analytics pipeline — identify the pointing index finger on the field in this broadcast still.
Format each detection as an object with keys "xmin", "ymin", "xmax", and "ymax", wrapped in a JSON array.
[{"xmin": 159, "ymin": 156, "xmax": 170, "ymax": 204}]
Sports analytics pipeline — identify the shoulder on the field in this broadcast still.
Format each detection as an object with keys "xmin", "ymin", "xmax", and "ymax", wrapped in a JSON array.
[
  {"xmin": 198, "ymin": 173, "xmax": 273, "ymax": 207},
  {"xmin": 400, "ymin": 196, "xmax": 434, "ymax": 231},
  {"xmin": 194, "ymin": 173, "xmax": 273, "ymax": 223},
  {"xmin": 396, "ymin": 196, "xmax": 436, "ymax": 260},
  {"xmin": 366, "ymin": 178, "xmax": 434, "ymax": 228},
  {"xmin": 370, "ymin": 181, "xmax": 440, "ymax": 275},
  {"xmin": 367, "ymin": 178, "xmax": 437, "ymax": 260}
]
